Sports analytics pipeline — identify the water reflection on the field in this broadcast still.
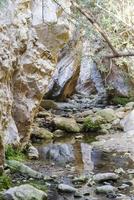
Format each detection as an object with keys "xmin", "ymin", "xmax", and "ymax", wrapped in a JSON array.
[{"xmin": 37, "ymin": 138, "xmax": 134, "ymax": 175}]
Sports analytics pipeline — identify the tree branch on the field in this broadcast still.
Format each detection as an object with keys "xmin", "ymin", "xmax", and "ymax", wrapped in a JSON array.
[
  {"xmin": 105, "ymin": 52, "xmax": 134, "ymax": 58},
  {"xmin": 71, "ymin": 1, "xmax": 119, "ymax": 56}
]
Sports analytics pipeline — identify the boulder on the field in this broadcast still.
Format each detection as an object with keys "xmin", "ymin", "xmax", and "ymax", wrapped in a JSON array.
[
  {"xmin": 31, "ymin": 127, "xmax": 53, "ymax": 140},
  {"xmin": 53, "ymin": 117, "xmax": 80, "ymax": 133},
  {"xmin": 3, "ymin": 184, "xmax": 47, "ymax": 200},
  {"xmin": 93, "ymin": 173, "xmax": 119, "ymax": 183},
  {"xmin": 97, "ymin": 108, "xmax": 116, "ymax": 122},
  {"xmin": 120, "ymin": 110, "xmax": 134, "ymax": 132}
]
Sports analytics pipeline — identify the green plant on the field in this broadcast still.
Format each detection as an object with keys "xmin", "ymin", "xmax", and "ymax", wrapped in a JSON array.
[
  {"xmin": 83, "ymin": 117, "xmax": 101, "ymax": 132},
  {"xmin": 0, "ymin": 174, "xmax": 12, "ymax": 191},
  {"xmin": 111, "ymin": 96, "xmax": 134, "ymax": 105},
  {"xmin": 5, "ymin": 145, "xmax": 26, "ymax": 161}
]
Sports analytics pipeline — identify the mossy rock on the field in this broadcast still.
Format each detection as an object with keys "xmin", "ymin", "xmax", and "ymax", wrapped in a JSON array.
[
  {"xmin": 40, "ymin": 100, "xmax": 58, "ymax": 110},
  {"xmin": 97, "ymin": 108, "xmax": 116, "ymax": 123},
  {"xmin": 31, "ymin": 127, "xmax": 53, "ymax": 140},
  {"xmin": 53, "ymin": 117, "xmax": 80, "ymax": 133}
]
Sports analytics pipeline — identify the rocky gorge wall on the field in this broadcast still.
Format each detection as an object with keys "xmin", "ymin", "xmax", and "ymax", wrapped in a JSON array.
[{"xmin": 0, "ymin": 0, "xmax": 77, "ymax": 170}]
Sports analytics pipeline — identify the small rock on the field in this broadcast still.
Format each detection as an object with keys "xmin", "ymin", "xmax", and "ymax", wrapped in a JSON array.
[
  {"xmin": 114, "ymin": 168, "xmax": 125, "ymax": 174},
  {"xmin": 72, "ymin": 175, "xmax": 88, "ymax": 183},
  {"xmin": 28, "ymin": 145, "xmax": 39, "ymax": 159},
  {"xmin": 74, "ymin": 192, "xmax": 83, "ymax": 198},
  {"xmin": 58, "ymin": 184, "xmax": 77, "ymax": 193},
  {"xmin": 96, "ymin": 185, "xmax": 117, "ymax": 194},
  {"xmin": 75, "ymin": 135, "xmax": 83, "ymax": 140},
  {"xmin": 53, "ymin": 129, "xmax": 65, "ymax": 137},
  {"xmin": 118, "ymin": 184, "xmax": 130, "ymax": 190}
]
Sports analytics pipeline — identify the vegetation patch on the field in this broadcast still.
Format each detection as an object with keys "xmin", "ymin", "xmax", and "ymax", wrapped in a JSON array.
[
  {"xmin": 0, "ymin": 174, "xmax": 12, "ymax": 191},
  {"xmin": 111, "ymin": 96, "xmax": 134, "ymax": 106},
  {"xmin": 83, "ymin": 117, "xmax": 102, "ymax": 132},
  {"xmin": 5, "ymin": 145, "xmax": 26, "ymax": 161}
]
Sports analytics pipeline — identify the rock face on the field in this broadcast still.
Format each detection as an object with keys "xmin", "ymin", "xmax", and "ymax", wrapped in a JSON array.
[
  {"xmin": 76, "ymin": 40, "xmax": 106, "ymax": 98},
  {"xmin": 0, "ymin": 0, "xmax": 75, "ymax": 168},
  {"xmin": 46, "ymin": 31, "xmax": 83, "ymax": 100},
  {"xmin": 3, "ymin": 184, "xmax": 47, "ymax": 200}
]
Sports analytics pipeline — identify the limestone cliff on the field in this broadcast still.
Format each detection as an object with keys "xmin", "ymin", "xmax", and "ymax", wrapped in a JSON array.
[{"xmin": 0, "ymin": 0, "xmax": 74, "ymax": 169}]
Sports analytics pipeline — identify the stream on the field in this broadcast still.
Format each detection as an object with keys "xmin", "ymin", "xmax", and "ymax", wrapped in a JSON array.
[{"xmin": 27, "ymin": 133, "xmax": 134, "ymax": 200}]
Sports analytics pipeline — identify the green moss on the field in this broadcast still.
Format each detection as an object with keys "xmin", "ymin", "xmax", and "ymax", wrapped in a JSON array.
[
  {"xmin": 5, "ymin": 145, "xmax": 26, "ymax": 161},
  {"xmin": 0, "ymin": 174, "xmax": 12, "ymax": 191},
  {"xmin": 28, "ymin": 180, "xmax": 48, "ymax": 192},
  {"xmin": 111, "ymin": 96, "xmax": 134, "ymax": 106},
  {"xmin": 83, "ymin": 117, "xmax": 101, "ymax": 132}
]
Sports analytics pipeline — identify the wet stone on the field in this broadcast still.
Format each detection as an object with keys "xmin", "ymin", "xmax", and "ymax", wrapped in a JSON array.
[
  {"xmin": 95, "ymin": 185, "xmax": 117, "ymax": 194},
  {"xmin": 93, "ymin": 173, "xmax": 119, "ymax": 183},
  {"xmin": 58, "ymin": 184, "xmax": 77, "ymax": 193}
]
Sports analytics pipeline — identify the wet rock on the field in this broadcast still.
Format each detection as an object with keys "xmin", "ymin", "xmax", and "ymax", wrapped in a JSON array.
[
  {"xmin": 120, "ymin": 110, "xmax": 134, "ymax": 132},
  {"xmin": 95, "ymin": 185, "xmax": 117, "ymax": 194},
  {"xmin": 58, "ymin": 184, "xmax": 77, "ymax": 193},
  {"xmin": 74, "ymin": 192, "xmax": 83, "ymax": 198},
  {"xmin": 72, "ymin": 175, "xmax": 88, "ymax": 183},
  {"xmin": 40, "ymin": 100, "xmax": 58, "ymax": 110},
  {"xmin": 3, "ymin": 184, "xmax": 47, "ymax": 200},
  {"xmin": 118, "ymin": 184, "xmax": 130, "ymax": 190},
  {"xmin": 93, "ymin": 173, "xmax": 119, "ymax": 183},
  {"xmin": 74, "ymin": 110, "xmax": 93, "ymax": 118},
  {"xmin": 6, "ymin": 160, "xmax": 43, "ymax": 179},
  {"xmin": 31, "ymin": 126, "xmax": 53, "ymax": 140},
  {"xmin": 27, "ymin": 145, "xmax": 39, "ymax": 159},
  {"xmin": 97, "ymin": 108, "xmax": 116, "ymax": 122},
  {"xmin": 53, "ymin": 117, "xmax": 80, "ymax": 133}
]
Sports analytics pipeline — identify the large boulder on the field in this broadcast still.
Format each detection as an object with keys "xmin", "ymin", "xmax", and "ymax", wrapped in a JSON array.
[
  {"xmin": 0, "ymin": 0, "xmax": 75, "ymax": 169},
  {"xmin": 53, "ymin": 117, "xmax": 80, "ymax": 133},
  {"xmin": 97, "ymin": 108, "xmax": 116, "ymax": 122},
  {"xmin": 120, "ymin": 110, "xmax": 134, "ymax": 132},
  {"xmin": 3, "ymin": 184, "xmax": 47, "ymax": 200}
]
